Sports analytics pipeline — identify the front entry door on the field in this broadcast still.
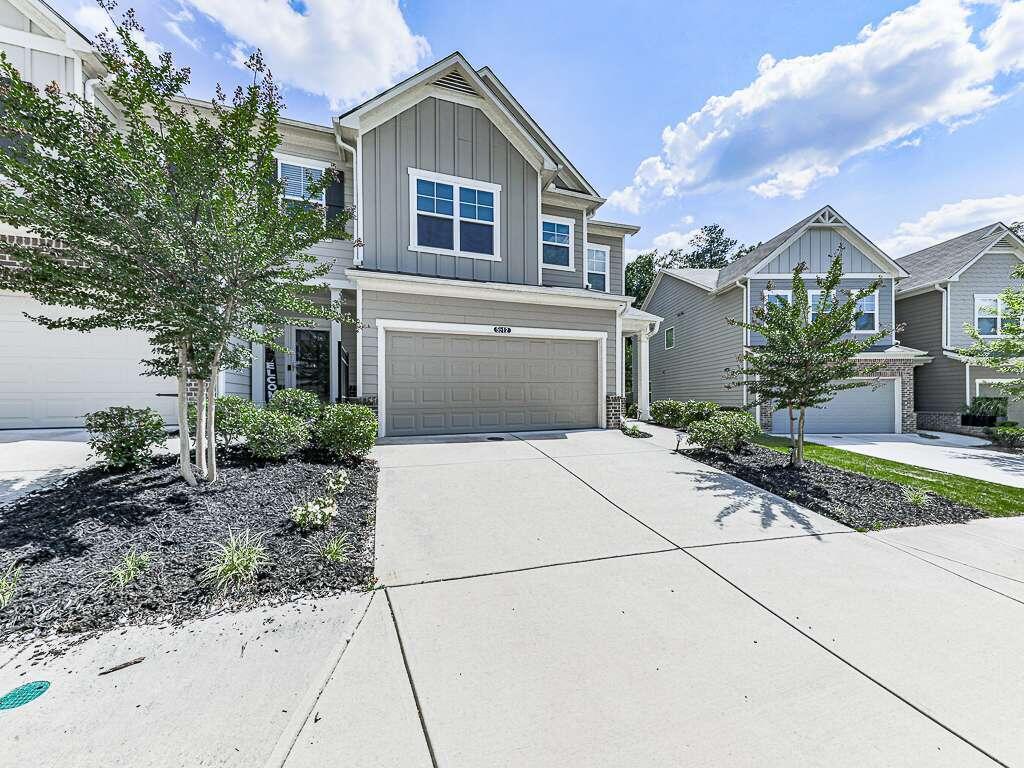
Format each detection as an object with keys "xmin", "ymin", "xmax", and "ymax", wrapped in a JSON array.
[{"xmin": 293, "ymin": 328, "xmax": 331, "ymax": 402}]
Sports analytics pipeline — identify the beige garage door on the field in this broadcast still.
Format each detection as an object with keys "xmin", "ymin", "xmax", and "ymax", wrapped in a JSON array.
[
  {"xmin": 0, "ymin": 294, "xmax": 178, "ymax": 429},
  {"xmin": 384, "ymin": 331, "xmax": 599, "ymax": 436}
]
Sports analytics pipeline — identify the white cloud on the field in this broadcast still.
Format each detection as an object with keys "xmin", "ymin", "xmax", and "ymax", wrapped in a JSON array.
[
  {"xmin": 165, "ymin": 20, "xmax": 199, "ymax": 50},
  {"xmin": 883, "ymin": 194, "xmax": 1024, "ymax": 254},
  {"xmin": 652, "ymin": 228, "xmax": 700, "ymax": 252},
  {"xmin": 609, "ymin": 0, "xmax": 1024, "ymax": 211},
  {"xmin": 179, "ymin": 0, "xmax": 430, "ymax": 109},
  {"xmin": 72, "ymin": 3, "xmax": 163, "ymax": 62}
]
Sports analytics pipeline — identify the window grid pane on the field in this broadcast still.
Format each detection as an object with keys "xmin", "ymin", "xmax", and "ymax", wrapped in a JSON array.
[{"xmin": 413, "ymin": 174, "xmax": 495, "ymax": 256}]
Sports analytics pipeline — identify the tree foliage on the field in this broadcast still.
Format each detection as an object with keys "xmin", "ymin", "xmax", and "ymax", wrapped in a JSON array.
[
  {"xmin": 681, "ymin": 224, "xmax": 740, "ymax": 269},
  {"xmin": 0, "ymin": 3, "xmax": 353, "ymax": 484},
  {"xmin": 726, "ymin": 253, "xmax": 886, "ymax": 467}
]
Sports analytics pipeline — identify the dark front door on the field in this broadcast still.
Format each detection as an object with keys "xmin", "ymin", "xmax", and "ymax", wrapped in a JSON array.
[{"xmin": 294, "ymin": 328, "xmax": 330, "ymax": 402}]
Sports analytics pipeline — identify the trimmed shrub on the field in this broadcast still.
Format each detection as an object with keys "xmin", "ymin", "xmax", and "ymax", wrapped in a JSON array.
[
  {"xmin": 189, "ymin": 395, "xmax": 257, "ymax": 447},
  {"xmin": 84, "ymin": 406, "xmax": 168, "ymax": 469},
  {"xmin": 242, "ymin": 408, "xmax": 310, "ymax": 459},
  {"xmin": 268, "ymin": 388, "xmax": 323, "ymax": 422},
  {"xmin": 680, "ymin": 400, "xmax": 721, "ymax": 429},
  {"xmin": 989, "ymin": 424, "xmax": 1024, "ymax": 450},
  {"xmin": 687, "ymin": 410, "xmax": 761, "ymax": 453},
  {"xmin": 649, "ymin": 400, "xmax": 687, "ymax": 428},
  {"xmin": 313, "ymin": 404, "xmax": 378, "ymax": 458}
]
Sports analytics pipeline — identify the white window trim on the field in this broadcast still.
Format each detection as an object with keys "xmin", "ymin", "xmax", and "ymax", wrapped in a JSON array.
[
  {"xmin": 808, "ymin": 289, "xmax": 822, "ymax": 323},
  {"xmin": 664, "ymin": 326, "xmax": 675, "ymax": 350},
  {"xmin": 585, "ymin": 242, "xmax": 610, "ymax": 293},
  {"xmin": 541, "ymin": 214, "xmax": 575, "ymax": 271},
  {"xmin": 407, "ymin": 167, "xmax": 502, "ymax": 262},
  {"xmin": 275, "ymin": 152, "xmax": 330, "ymax": 205},
  {"xmin": 374, "ymin": 319, "xmax": 606, "ymax": 437},
  {"xmin": 974, "ymin": 294, "xmax": 1018, "ymax": 338},
  {"xmin": 852, "ymin": 289, "xmax": 880, "ymax": 334},
  {"xmin": 763, "ymin": 289, "xmax": 792, "ymax": 305}
]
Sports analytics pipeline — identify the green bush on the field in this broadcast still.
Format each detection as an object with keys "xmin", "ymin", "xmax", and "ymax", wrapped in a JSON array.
[
  {"xmin": 989, "ymin": 424, "xmax": 1024, "ymax": 450},
  {"xmin": 188, "ymin": 395, "xmax": 257, "ymax": 447},
  {"xmin": 687, "ymin": 410, "xmax": 761, "ymax": 453},
  {"xmin": 649, "ymin": 400, "xmax": 687, "ymax": 428},
  {"xmin": 313, "ymin": 404, "xmax": 378, "ymax": 458},
  {"xmin": 242, "ymin": 408, "xmax": 310, "ymax": 459},
  {"xmin": 84, "ymin": 406, "xmax": 168, "ymax": 469},
  {"xmin": 268, "ymin": 388, "xmax": 323, "ymax": 422},
  {"xmin": 680, "ymin": 400, "xmax": 721, "ymax": 429}
]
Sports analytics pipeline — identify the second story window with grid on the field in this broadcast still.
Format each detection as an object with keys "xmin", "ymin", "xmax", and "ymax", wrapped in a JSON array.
[
  {"xmin": 586, "ymin": 244, "xmax": 609, "ymax": 291},
  {"xmin": 541, "ymin": 216, "xmax": 574, "ymax": 270},
  {"xmin": 409, "ymin": 169, "xmax": 501, "ymax": 260}
]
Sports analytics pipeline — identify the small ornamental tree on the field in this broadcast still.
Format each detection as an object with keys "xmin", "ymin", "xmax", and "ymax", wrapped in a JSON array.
[
  {"xmin": 0, "ymin": 3, "xmax": 353, "ymax": 485},
  {"xmin": 960, "ymin": 260, "xmax": 1024, "ymax": 401},
  {"xmin": 726, "ymin": 254, "xmax": 887, "ymax": 468}
]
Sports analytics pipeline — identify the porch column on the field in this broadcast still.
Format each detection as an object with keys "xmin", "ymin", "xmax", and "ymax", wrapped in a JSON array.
[
  {"xmin": 329, "ymin": 288, "xmax": 341, "ymax": 403},
  {"xmin": 251, "ymin": 324, "xmax": 265, "ymax": 405},
  {"xmin": 637, "ymin": 329, "xmax": 651, "ymax": 420}
]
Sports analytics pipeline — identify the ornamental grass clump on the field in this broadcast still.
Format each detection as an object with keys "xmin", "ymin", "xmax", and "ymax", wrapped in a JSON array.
[
  {"xmin": 0, "ymin": 562, "xmax": 21, "ymax": 610},
  {"xmin": 306, "ymin": 532, "xmax": 353, "ymax": 564},
  {"xmin": 204, "ymin": 530, "xmax": 269, "ymax": 592},
  {"xmin": 111, "ymin": 548, "xmax": 151, "ymax": 589},
  {"xmin": 290, "ymin": 496, "xmax": 338, "ymax": 531}
]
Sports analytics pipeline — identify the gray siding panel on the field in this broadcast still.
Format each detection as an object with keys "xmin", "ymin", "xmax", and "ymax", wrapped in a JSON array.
[
  {"xmin": 360, "ymin": 291, "xmax": 616, "ymax": 401},
  {"xmin": 748, "ymin": 277, "xmax": 896, "ymax": 346},
  {"xmin": 361, "ymin": 97, "xmax": 538, "ymax": 285},
  {"xmin": 758, "ymin": 228, "xmax": 881, "ymax": 275},
  {"xmin": 947, "ymin": 252, "xmax": 1024, "ymax": 349},
  {"xmin": 896, "ymin": 290, "xmax": 963, "ymax": 412},
  {"xmin": 587, "ymin": 233, "xmax": 625, "ymax": 296},
  {"xmin": 645, "ymin": 276, "xmax": 744, "ymax": 407},
  {"xmin": 540, "ymin": 204, "xmax": 584, "ymax": 289},
  {"xmin": 223, "ymin": 366, "xmax": 251, "ymax": 399}
]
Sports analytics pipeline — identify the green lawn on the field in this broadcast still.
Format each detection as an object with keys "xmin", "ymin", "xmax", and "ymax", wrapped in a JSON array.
[{"xmin": 754, "ymin": 435, "xmax": 1024, "ymax": 517}]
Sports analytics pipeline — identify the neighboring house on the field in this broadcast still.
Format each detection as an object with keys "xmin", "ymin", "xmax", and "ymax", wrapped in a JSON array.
[
  {"xmin": 895, "ymin": 223, "xmax": 1024, "ymax": 432},
  {"xmin": 0, "ymin": 13, "xmax": 658, "ymax": 435},
  {"xmin": 641, "ymin": 205, "xmax": 931, "ymax": 434}
]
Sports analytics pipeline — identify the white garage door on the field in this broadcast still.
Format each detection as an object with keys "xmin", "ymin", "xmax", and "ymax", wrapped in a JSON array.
[
  {"xmin": 384, "ymin": 331, "xmax": 600, "ymax": 436},
  {"xmin": 771, "ymin": 380, "xmax": 897, "ymax": 434},
  {"xmin": 0, "ymin": 294, "xmax": 179, "ymax": 429}
]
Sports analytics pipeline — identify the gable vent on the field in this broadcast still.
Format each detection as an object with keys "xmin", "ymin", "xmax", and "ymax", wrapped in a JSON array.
[
  {"xmin": 812, "ymin": 208, "xmax": 843, "ymax": 226},
  {"xmin": 993, "ymin": 234, "xmax": 1017, "ymax": 248},
  {"xmin": 434, "ymin": 69, "xmax": 477, "ymax": 96}
]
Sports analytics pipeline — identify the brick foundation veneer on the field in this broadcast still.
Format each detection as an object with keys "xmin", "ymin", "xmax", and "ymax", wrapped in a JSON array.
[
  {"xmin": 757, "ymin": 358, "xmax": 920, "ymax": 433},
  {"xmin": 915, "ymin": 411, "xmax": 990, "ymax": 437},
  {"xmin": 606, "ymin": 395, "xmax": 626, "ymax": 429}
]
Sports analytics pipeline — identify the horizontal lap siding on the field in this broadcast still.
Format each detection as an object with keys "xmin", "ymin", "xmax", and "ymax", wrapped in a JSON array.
[
  {"xmin": 361, "ymin": 97, "xmax": 538, "ymax": 285},
  {"xmin": 645, "ymin": 276, "xmax": 744, "ymax": 407},
  {"xmin": 360, "ymin": 290, "xmax": 616, "ymax": 401},
  {"xmin": 540, "ymin": 204, "xmax": 584, "ymax": 289}
]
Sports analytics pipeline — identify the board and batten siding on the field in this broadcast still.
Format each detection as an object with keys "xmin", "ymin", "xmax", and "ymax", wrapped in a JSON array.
[
  {"xmin": 359, "ymin": 290, "xmax": 616, "ymax": 401},
  {"xmin": 586, "ymin": 233, "xmax": 625, "ymax": 296},
  {"xmin": 360, "ymin": 97, "xmax": 539, "ymax": 285},
  {"xmin": 895, "ymin": 290, "xmax": 962, "ymax": 412},
  {"xmin": 278, "ymin": 123, "xmax": 355, "ymax": 282},
  {"xmin": 747, "ymin": 277, "xmax": 895, "ymax": 347},
  {"xmin": 946, "ymin": 252, "xmax": 1024, "ymax": 349},
  {"xmin": 540, "ymin": 204, "xmax": 584, "ymax": 289},
  {"xmin": 756, "ymin": 227, "xmax": 884, "ymax": 275},
  {"xmin": 645, "ymin": 275, "xmax": 744, "ymax": 407}
]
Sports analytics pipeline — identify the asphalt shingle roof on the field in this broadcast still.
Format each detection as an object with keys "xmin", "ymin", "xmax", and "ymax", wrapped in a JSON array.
[{"xmin": 895, "ymin": 225, "xmax": 1006, "ymax": 293}]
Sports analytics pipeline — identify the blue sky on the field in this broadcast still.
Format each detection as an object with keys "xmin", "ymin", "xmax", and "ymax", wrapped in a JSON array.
[{"xmin": 56, "ymin": 0, "xmax": 1024, "ymax": 258}]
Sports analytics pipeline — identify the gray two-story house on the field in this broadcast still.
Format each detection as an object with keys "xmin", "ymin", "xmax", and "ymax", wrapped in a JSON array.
[
  {"xmin": 895, "ymin": 223, "xmax": 1024, "ymax": 431},
  {"xmin": 0, "ymin": 15, "xmax": 660, "ymax": 436},
  {"xmin": 642, "ymin": 205, "xmax": 931, "ymax": 434}
]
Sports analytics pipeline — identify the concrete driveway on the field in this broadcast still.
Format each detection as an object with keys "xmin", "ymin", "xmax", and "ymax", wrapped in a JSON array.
[
  {"xmin": 3, "ymin": 426, "xmax": 1021, "ymax": 766},
  {"xmin": 807, "ymin": 431, "xmax": 1024, "ymax": 488}
]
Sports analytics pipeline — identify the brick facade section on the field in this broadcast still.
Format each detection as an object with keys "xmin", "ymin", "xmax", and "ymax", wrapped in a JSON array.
[
  {"xmin": 915, "ymin": 411, "xmax": 990, "ymax": 437},
  {"xmin": 757, "ymin": 358, "xmax": 920, "ymax": 433},
  {"xmin": 606, "ymin": 395, "xmax": 626, "ymax": 429}
]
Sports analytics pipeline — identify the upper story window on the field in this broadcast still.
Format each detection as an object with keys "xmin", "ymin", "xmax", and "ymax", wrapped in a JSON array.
[
  {"xmin": 853, "ymin": 291, "xmax": 878, "ymax": 333},
  {"xmin": 541, "ymin": 216, "xmax": 574, "ymax": 270},
  {"xmin": 586, "ymin": 244, "xmax": 609, "ymax": 292},
  {"xmin": 763, "ymin": 289, "xmax": 792, "ymax": 309},
  {"xmin": 664, "ymin": 326, "xmax": 675, "ymax": 349},
  {"xmin": 409, "ymin": 168, "xmax": 501, "ymax": 261},
  {"xmin": 808, "ymin": 290, "xmax": 824, "ymax": 323},
  {"xmin": 277, "ymin": 154, "xmax": 328, "ymax": 204},
  {"xmin": 975, "ymin": 294, "xmax": 1019, "ymax": 337}
]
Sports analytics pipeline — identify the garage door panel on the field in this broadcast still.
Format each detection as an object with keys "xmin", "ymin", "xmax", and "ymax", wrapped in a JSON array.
[
  {"xmin": 771, "ymin": 380, "xmax": 896, "ymax": 434},
  {"xmin": 385, "ymin": 331, "xmax": 600, "ymax": 436}
]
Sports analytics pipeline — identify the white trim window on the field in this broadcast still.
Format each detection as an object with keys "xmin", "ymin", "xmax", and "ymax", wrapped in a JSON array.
[
  {"xmin": 853, "ymin": 290, "xmax": 879, "ymax": 333},
  {"xmin": 763, "ymin": 289, "xmax": 792, "ymax": 308},
  {"xmin": 664, "ymin": 326, "xmax": 675, "ymax": 349},
  {"xmin": 975, "ymin": 294, "xmax": 1019, "ymax": 337},
  {"xmin": 586, "ymin": 243, "xmax": 610, "ymax": 292},
  {"xmin": 808, "ymin": 290, "xmax": 823, "ymax": 323},
  {"xmin": 541, "ymin": 215, "xmax": 574, "ymax": 270},
  {"xmin": 277, "ymin": 154, "xmax": 329, "ymax": 205},
  {"xmin": 408, "ymin": 168, "xmax": 501, "ymax": 261}
]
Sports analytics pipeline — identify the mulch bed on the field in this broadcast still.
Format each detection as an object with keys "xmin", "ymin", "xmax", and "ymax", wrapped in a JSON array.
[
  {"xmin": 0, "ymin": 451, "xmax": 377, "ymax": 644},
  {"xmin": 684, "ymin": 444, "xmax": 987, "ymax": 530}
]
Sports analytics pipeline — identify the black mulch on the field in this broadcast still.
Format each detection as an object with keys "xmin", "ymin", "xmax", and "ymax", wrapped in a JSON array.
[
  {"xmin": 684, "ymin": 444, "xmax": 987, "ymax": 530},
  {"xmin": 0, "ymin": 451, "xmax": 377, "ymax": 643}
]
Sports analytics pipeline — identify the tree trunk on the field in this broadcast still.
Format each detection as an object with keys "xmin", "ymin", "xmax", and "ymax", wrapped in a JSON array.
[
  {"xmin": 791, "ymin": 408, "xmax": 806, "ymax": 468},
  {"xmin": 195, "ymin": 378, "xmax": 207, "ymax": 477},
  {"xmin": 205, "ymin": 372, "xmax": 218, "ymax": 482},
  {"xmin": 177, "ymin": 345, "xmax": 197, "ymax": 487}
]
